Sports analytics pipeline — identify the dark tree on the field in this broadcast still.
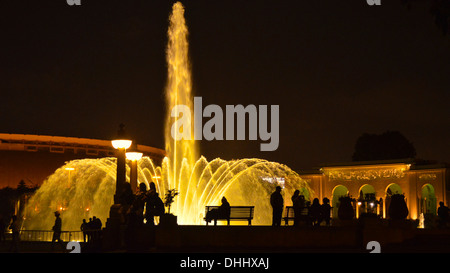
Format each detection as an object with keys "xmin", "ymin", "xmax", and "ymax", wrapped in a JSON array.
[
  {"xmin": 0, "ymin": 187, "xmax": 17, "ymax": 220},
  {"xmin": 16, "ymin": 180, "xmax": 28, "ymax": 195},
  {"xmin": 352, "ymin": 131, "xmax": 416, "ymax": 161},
  {"xmin": 401, "ymin": 0, "xmax": 450, "ymax": 35}
]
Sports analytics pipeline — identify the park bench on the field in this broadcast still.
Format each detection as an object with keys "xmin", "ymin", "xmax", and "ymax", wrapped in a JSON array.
[
  {"xmin": 204, "ymin": 206, "xmax": 254, "ymax": 226},
  {"xmin": 283, "ymin": 206, "xmax": 309, "ymax": 226}
]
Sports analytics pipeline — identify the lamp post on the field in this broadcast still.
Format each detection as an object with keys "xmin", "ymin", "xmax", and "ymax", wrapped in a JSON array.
[
  {"xmin": 111, "ymin": 124, "xmax": 132, "ymax": 204},
  {"xmin": 104, "ymin": 124, "xmax": 134, "ymax": 250},
  {"xmin": 64, "ymin": 167, "xmax": 75, "ymax": 188},
  {"xmin": 126, "ymin": 145, "xmax": 143, "ymax": 194}
]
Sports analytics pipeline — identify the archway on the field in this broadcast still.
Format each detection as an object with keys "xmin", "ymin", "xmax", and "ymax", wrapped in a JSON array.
[
  {"xmin": 385, "ymin": 183, "xmax": 403, "ymax": 218},
  {"xmin": 331, "ymin": 185, "xmax": 349, "ymax": 218},
  {"xmin": 359, "ymin": 184, "xmax": 376, "ymax": 200},
  {"xmin": 421, "ymin": 184, "xmax": 436, "ymax": 215},
  {"xmin": 357, "ymin": 184, "xmax": 377, "ymax": 216}
]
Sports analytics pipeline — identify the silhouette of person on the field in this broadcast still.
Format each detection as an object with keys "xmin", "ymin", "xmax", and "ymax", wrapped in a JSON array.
[
  {"xmin": 321, "ymin": 197, "xmax": 331, "ymax": 226},
  {"xmin": 145, "ymin": 182, "xmax": 165, "ymax": 225},
  {"xmin": 86, "ymin": 217, "xmax": 93, "ymax": 242},
  {"xmin": 205, "ymin": 196, "xmax": 231, "ymax": 225},
  {"xmin": 437, "ymin": 201, "xmax": 449, "ymax": 228},
  {"xmin": 88, "ymin": 216, "xmax": 102, "ymax": 243},
  {"xmin": 291, "ymin": 190, "xmax": 301, "ymax": 226},
  {"xmin": 309, "ymin": 198, "xmax": 321, "ymax": 227},
  {"xmin": 218, "ymin": 197, "xmax": 231, "ymax": 218},
  {"xmin": 80, "ymin": 219, "xmax": 88, "ymax": 242},
  {"xmin": 9, "ymin": 215, "xmax": 20, "ymax": 252},
  {"xmin": 270, "ymin": 186, "xmax": 284, "ymax": 226},
  {"xmin": 92, "ymin": 216, "xmax": 102, "ymax": 230},
  {"xmin": 51, "ymin": 211, "xmax": 64, "ymax": 251},
  {"xmin": 132, "ymin": 183, "xmax": 148, "ymax": 224},
  {"xmin": 120, "ymin": 183, "xmax": 135, "ymax": 208}
]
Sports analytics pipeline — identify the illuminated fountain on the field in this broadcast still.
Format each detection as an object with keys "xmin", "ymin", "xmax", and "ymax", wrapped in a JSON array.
[{"xmin": 24, "ymin": 2, "xmax": 311, "ymax": 230}]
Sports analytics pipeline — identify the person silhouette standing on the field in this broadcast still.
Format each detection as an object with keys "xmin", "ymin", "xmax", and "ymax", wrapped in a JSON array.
[
  {"xmin": 309, "ymin": 198, "xmax": 321, "ymax": 227},
  {"xmin": 437, "ymin": 201, "xmax": 449, "ymax": 228},
  {"xmin": 80, "ymin": 219, "xmax": 88, "ymax": 242},
  {"xmin": 51, "ymin": 211, "xmax": 64, "ymax": 251},
  {"xmin": 270, "ymin": 186, "xmax": 284, "ymax": 226},
  {"xmin": 145, "ymin": 182, "xmax": 165, "ymax": 225},
  {"xmin": 291, "ymin": 190, "xmax": 300, "ymax": 226},
  {"xmin": 321, "ymin": 197, "xmax": 332, "ymax": 226},
  {"xmin": 9, "ymin": 215, "xmax": 20, "ymax": 252}
]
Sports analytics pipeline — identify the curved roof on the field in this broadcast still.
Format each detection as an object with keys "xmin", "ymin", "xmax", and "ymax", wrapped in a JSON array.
[{"xmin": 0, "ymin": 133, "xmax": 166, "ymax": 159}]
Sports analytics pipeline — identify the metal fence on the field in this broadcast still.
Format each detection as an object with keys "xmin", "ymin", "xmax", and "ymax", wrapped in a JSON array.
[{"xmin": 19, "ymin": 230, "xmax": 84, "ymax": 242}]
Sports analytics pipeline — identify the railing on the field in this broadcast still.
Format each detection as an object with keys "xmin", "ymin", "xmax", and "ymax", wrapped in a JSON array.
[{"xmin": 19, "ymin": 230, "xmax": 85, "ymax": 242}]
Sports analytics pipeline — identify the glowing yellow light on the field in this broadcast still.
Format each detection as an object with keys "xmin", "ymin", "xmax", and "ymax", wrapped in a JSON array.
[
  {"xmin": 126, "ymin": 151, "xmax": 143, "ymax": 161},
  {"xmin": 65, "ymin": 167, "xmax": 75, "ymax": 171},
  {"xmin": 111, "ymin": 139, "xmax": 132, "ymax": 149}
]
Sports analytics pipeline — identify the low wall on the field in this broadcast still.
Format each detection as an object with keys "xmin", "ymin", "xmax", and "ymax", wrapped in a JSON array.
[{"xmin": 155, "ymin": 225, "xmax": 362, "ymax": 251}]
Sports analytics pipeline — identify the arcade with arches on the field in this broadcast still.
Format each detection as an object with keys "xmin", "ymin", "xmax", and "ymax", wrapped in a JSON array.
[{"xmin": 301, "ymin": 161, "xmax": 448, "ymax": 221}]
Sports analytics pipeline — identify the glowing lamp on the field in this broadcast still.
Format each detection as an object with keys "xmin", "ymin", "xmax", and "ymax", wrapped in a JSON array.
[
  {"xmin": 111, "ymin": 139, "xmax": 132, "ymax": 149},
  {"xmin": 126, "ymin": 151, "xmax": 143, "ymax": 161}
]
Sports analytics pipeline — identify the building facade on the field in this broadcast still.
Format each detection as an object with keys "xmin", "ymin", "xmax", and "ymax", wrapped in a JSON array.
[
  {"xmin": 0, "ymin": 133, "xmax": 166, "ymax": 188},
  {"xmin": 300, "ymin": 159, "xmax": 449, "ymax": 220}
]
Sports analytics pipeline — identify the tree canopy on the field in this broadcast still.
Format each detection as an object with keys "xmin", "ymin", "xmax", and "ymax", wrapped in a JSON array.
[{"xmin": 352, "ymin": 131, "xmax": 416, "ymax": 161}]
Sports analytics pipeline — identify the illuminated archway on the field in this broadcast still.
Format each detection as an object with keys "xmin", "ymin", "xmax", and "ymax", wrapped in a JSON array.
[
  {"xmin": 357, "ymin": 184, "xmax": 376, "ymax": 217},
  {"xmin": 331, "ymin": 185, "xmax": 349, "ymax": 218},
  {"xmin": 358, "ymin": 184, "xmax": 376, "ymax": 200},
  {"xmin": 421, "ymin": 184, "xmax": 436, "ymax": 215},
  {"xmin": 385, "ymin": 183, "xmax": 403, "ymax": 218}
]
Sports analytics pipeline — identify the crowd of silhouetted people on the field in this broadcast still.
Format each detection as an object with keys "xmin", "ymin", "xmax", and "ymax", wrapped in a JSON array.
[
  {"xmin": 270, "ymin": 186, "xmax": 331, "ymax": 227},
  {"xmin": 80, "ymin": 216, "xmax": 102, "ymax": 243},
  {"xmin": 123, "ymin": 182, "xmax": 165, "ymax": 227},
  {"xmin": 270, "ymin": 186, "xmax": 450, "ymax": 228},
  {"xmin": 2, "ymin": 183, "xmax": 450, "ymax": 252}
]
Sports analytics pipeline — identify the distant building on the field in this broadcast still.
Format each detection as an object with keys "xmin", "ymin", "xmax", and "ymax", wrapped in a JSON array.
[
  {"xmin": 0, "ymin": 133, "xmax": 165, "ymax": 188},
  {"xmin": 299, "ymin": 159, "xmax": 449, "ymax": 220}
]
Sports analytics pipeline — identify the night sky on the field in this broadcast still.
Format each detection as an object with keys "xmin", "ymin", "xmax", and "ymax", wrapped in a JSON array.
[{"xmin": 1, "ymin": 0, "xmax": 449, "ymax": 171}]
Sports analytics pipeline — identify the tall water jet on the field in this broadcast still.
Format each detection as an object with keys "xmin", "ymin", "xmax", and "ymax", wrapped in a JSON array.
[
  {"xmin": 161, "ymin": 2, "xmax": 311, "ymax": 225},
  {"xmin": 164, "ymin": 2, "xmax": 202, "ymax": 220},
  {"xmin": 164, "ymin": 2, "xmax": 198, "ymax": 191}
]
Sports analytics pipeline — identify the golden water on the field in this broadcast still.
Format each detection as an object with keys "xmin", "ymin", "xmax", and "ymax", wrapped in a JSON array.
[{"xmin": 23, "ymin": 2, "xmax": 311, "ymax": 230}]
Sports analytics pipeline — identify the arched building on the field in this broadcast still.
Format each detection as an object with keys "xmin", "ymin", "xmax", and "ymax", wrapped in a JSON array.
[
  {"xmin": 300, "ymin": 159, "xmax": 449, "ymax": 220},
  {"xmin": 0, "ymin": 133, "xmax": 165, "ymax": 189}
]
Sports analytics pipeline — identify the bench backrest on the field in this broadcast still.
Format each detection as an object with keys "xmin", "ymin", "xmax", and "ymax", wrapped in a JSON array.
[
  {"xmin": 285, "ymin": 206, "xmax": 309, "ymax": 217},
  {"xmin": 205, "ymin": 206, "xmax": 254, "ymax": 218}
]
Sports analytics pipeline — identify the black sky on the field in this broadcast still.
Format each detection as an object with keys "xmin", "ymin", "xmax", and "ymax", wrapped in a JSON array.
[{"xmin": 1, "ymin": 0, "xmax": 449, "ymax": 171}]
